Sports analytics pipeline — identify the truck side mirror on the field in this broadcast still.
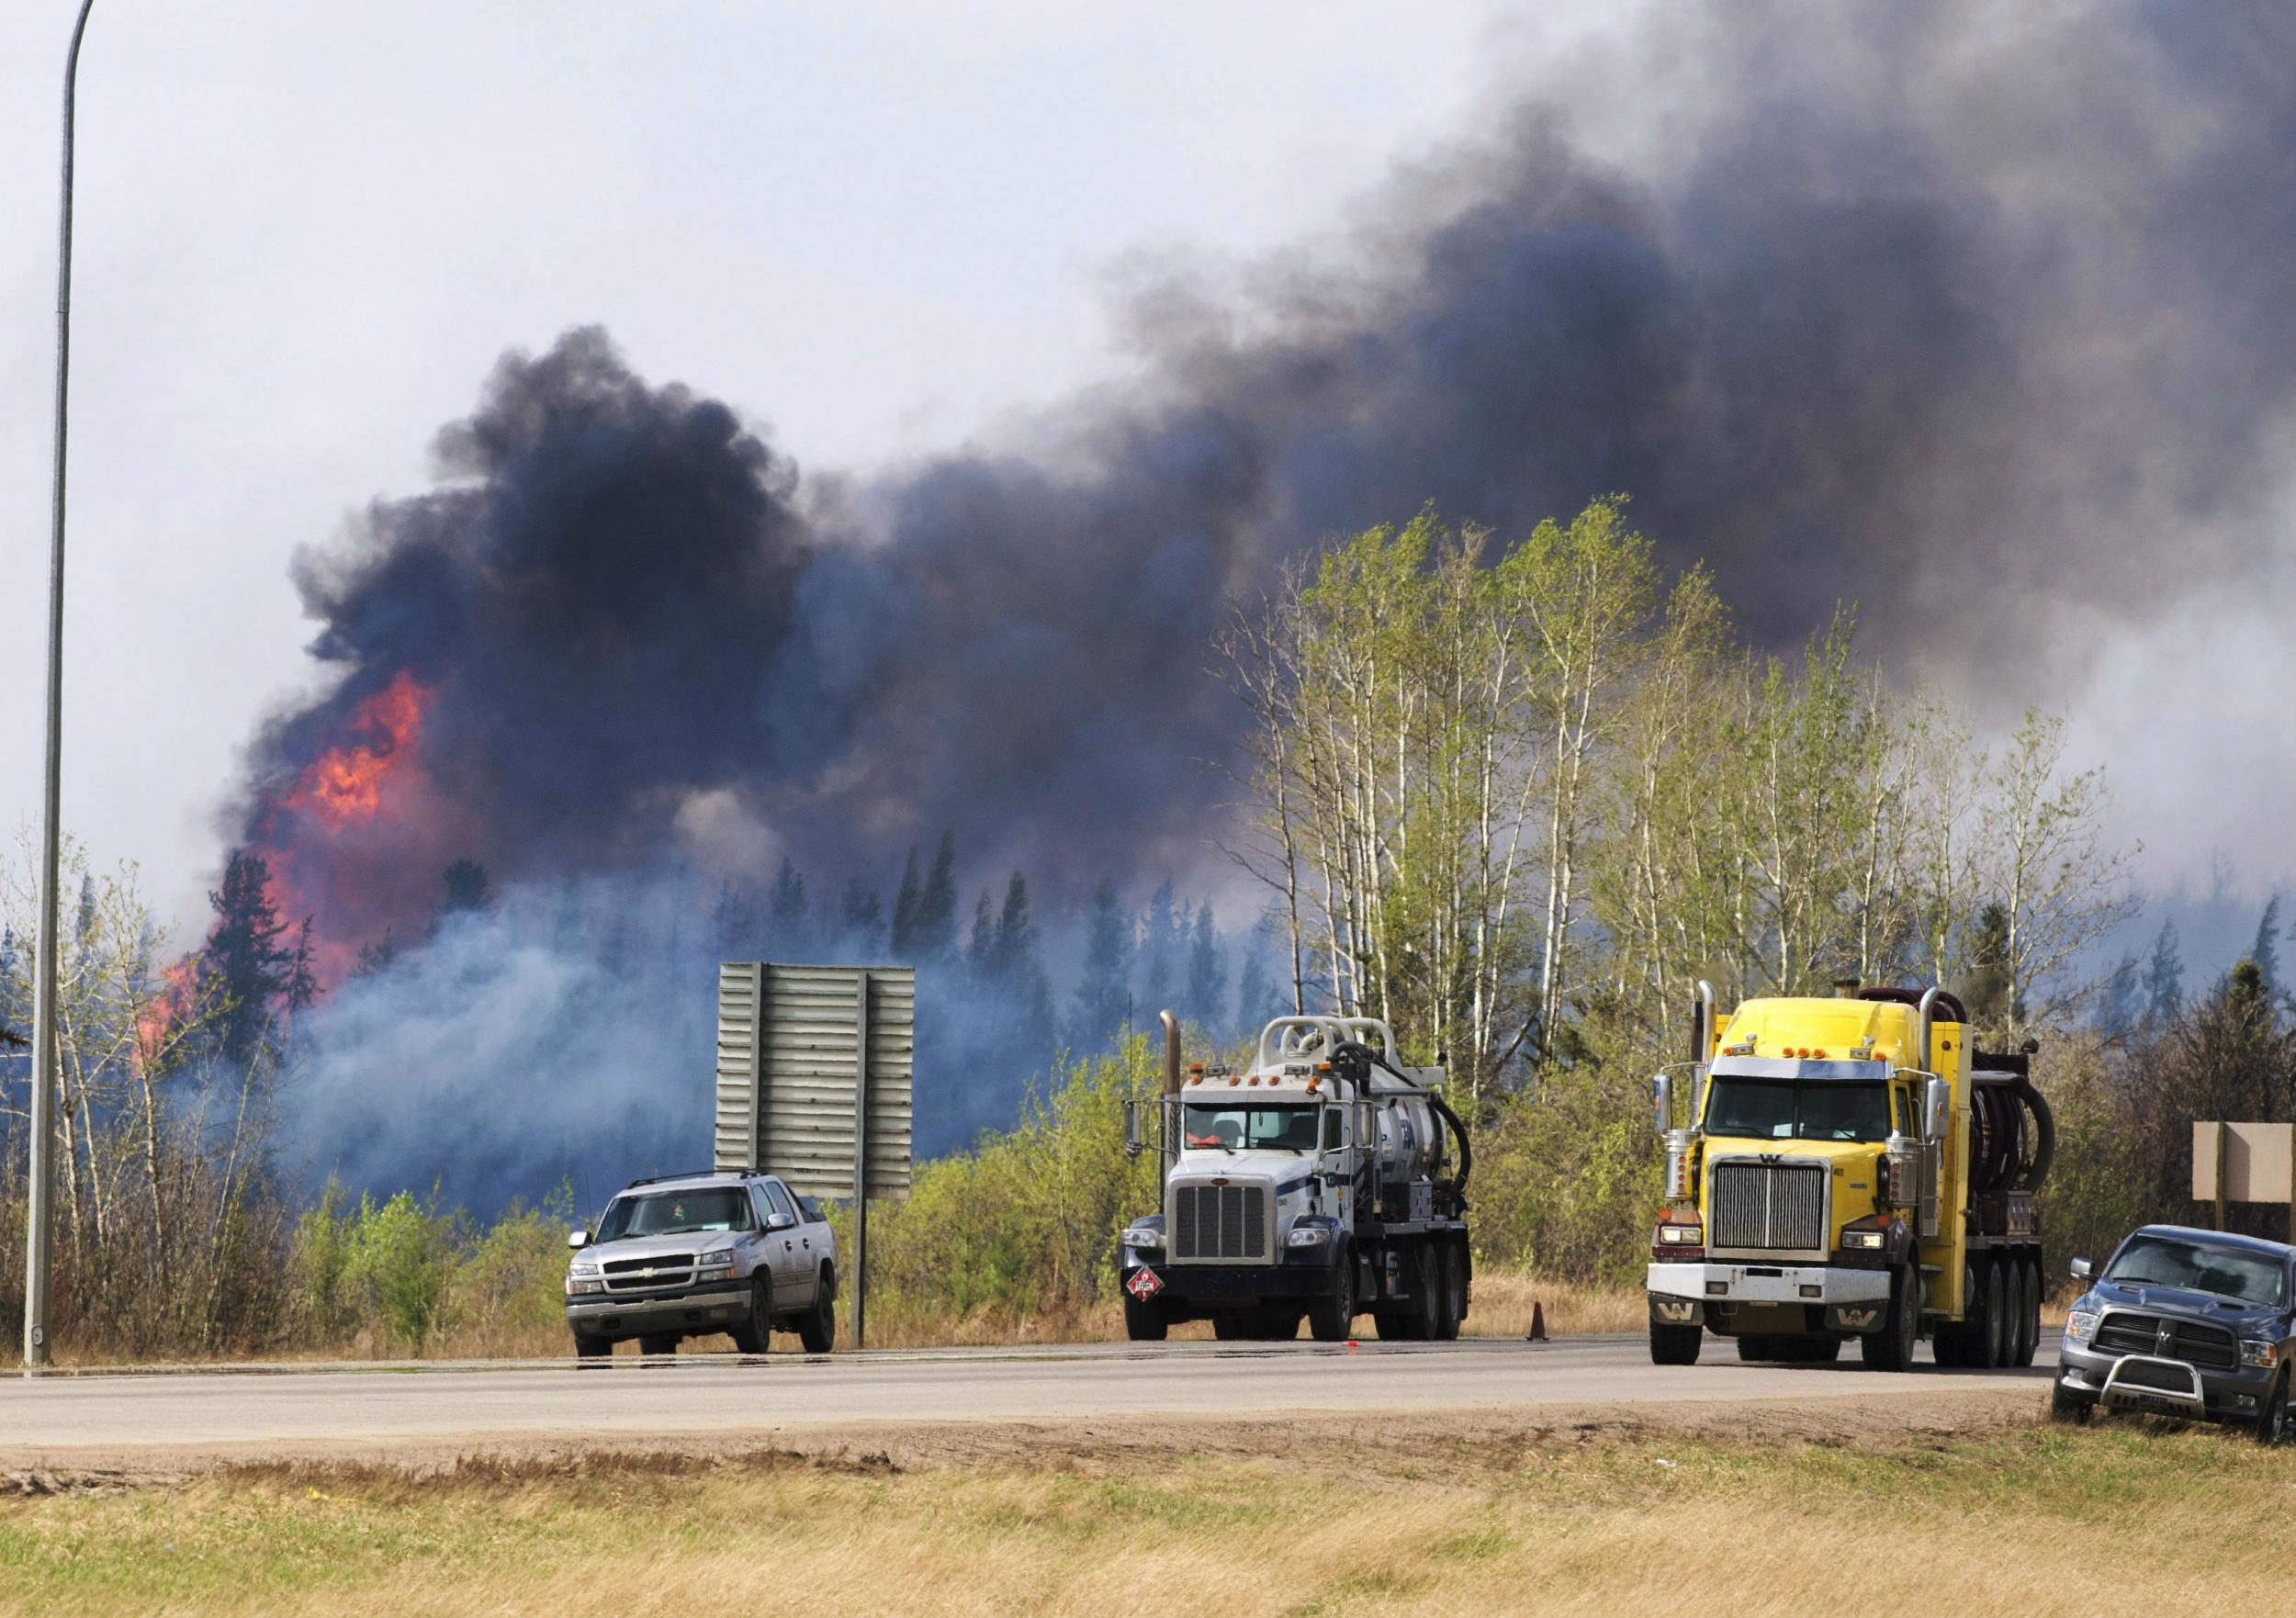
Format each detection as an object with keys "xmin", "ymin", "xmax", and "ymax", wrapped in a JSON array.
[
  {"xmin": 1651, "ymin": 1073, "xmax": 1672, "ymax": 1138},
  {"xmin": 1923, "ymin": 1077, "xmax": 1950, "ymax": 1142},
  {"xmin": 567, "ymin": 1228, "xmax": 590, "ymax": 1251},
  {"xmin": 1123, "ymin": 1099, "xmax": 1143, "ymax": 1159},
  {"xmin": 2069, "ymin": 1257, "xmax": 2091, "ymax": 1281}
]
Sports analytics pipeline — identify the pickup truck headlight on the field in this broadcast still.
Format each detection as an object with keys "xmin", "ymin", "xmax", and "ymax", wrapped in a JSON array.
[
  {"xmin": 2065, "ymin": 1309, "xmax": 2099, "ymax": 1345},
  {"xmin": 1287, "ymin": 1223, "xmax": 1333, "ymax": 1248},
  {"xmin": 1842, "ymin": 1230, "xmax": 1886, "ymax": 1251},
  {"xmin": 1657, "ymin": 1223, "xmax": 1703, "ymax": 1246},
  {"xmin": 699, "ymin": 1248, "xmax": 737, "ymax": 1271},
  {"xmin": 567, "ymin": 1278, "xmax": 604, "ymax": 1297},
  {"xmin": 2241, "ymin": 1339, "xmax": 2280, "ymax": 1368},
  {"xmin": 1123, "ymin": 1224, "xmax": 1165, "ymax": 1250}
]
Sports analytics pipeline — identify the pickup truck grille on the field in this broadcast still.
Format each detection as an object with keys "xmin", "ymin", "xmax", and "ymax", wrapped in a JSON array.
[
  {"xmin": 601, "ymin": 1253, "xmax": 698, "ymax": 1292},
  {"xmin": 1171, "ymin": 1184, "xmax": 1267, "ymax": 1262},
  {"xmin": 1709, "ymin": 1161, "xmax": 1828, "ymax": 1253},
  {"xmin": 2094, "ymin": 1310, "xmax": 2239, "ymax": 1371}
]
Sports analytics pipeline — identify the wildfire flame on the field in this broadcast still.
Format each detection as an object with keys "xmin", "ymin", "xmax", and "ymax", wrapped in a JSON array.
[
  {"xmin": 135, "ymin": 959, "xmax": 198, "ymax": 1074},
  {"xmin": 282, "ymin": 672, "xmax": 432, "ymax": 828}
]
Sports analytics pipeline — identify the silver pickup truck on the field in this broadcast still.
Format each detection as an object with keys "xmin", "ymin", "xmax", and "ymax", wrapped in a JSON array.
[{"xmin": 565, "ymin": 1170, "xmax": 838, "ymax": 1357}]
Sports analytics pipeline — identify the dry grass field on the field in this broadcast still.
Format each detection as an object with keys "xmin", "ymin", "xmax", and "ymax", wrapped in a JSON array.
[{"xmin": 2, "ymin": 1404, "xmax": 2286, "ymax": 1618}]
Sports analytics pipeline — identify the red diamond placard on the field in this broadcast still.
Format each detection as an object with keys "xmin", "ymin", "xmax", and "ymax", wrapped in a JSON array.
[{"xmin": 1125, "ymin": 1265, "xmax": 1164, "ymax": 1301}]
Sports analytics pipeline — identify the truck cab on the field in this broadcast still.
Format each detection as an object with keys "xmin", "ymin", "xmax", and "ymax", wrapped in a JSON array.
[{"xmin": 1120, "ymin": 1015, "xmax": 1469, "ymax": 1343}]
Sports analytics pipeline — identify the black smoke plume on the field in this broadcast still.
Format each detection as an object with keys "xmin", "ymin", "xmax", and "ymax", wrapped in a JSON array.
[{"xmin": 250, "ymin": 3, "xmax": 2296, "ymax": 1206}]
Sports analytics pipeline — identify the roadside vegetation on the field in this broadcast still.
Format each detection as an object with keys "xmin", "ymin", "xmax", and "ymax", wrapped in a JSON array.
[
  {"xmin": 2, "ymin": 1417, "xmax": 2289, "ymax": 1616},
  {"xmin": 0, "ymin": 500, "xmax": 2287, "ymax": 1363}
]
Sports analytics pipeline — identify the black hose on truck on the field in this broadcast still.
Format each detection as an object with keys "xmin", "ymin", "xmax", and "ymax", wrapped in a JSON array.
[{"xmin": 1329, "ymin": 1041, "xmax": 1473, "ymax": 1197}]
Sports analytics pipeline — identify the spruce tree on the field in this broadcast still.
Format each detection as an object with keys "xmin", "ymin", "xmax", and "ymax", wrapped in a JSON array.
[
  {"xmin": 202, "ymin": 849, "xmax": 292, "ymax": 1068},
  {"xmin": 1070, "ymin": 879, "xmax": 1133, "ymax": 1049},
  {"xmin": 991, "ymin": 872, "xmax": 1036, "ymax": 981},
  {"xmin": 890, "ymin": 847, "xmax": 923, "ymax": 957},
  {"xmin": 436, "ymin": 859, "xmax": 493, "ymax": 926},
  {"xmin": 2142, "ymin": 920, "xmax": 2185, "ymax": 1024},
  {"xmin": 1185, "ymin": 902, "xmax": 1222, "ymax": 1026},
  {"xmin": 1139, "ymin": 880, "xmax": 1181, "ymax": 1014},
  {"xmin": 915, "ymin": 828, "xmax": 959, "ymax": 961},
  {"xmin": 768, "ymin": 858, "xmax": 810, "ymax": 949},
  {"xmin": 2251, "ymin": 897, "xmax": 2283, "ymax": 1005},
  {"xmin": 1235, "ymin": 916, "xmax": 1277, "ymax": 1031},
  {"xmin": 965, "ymin": 890, "xmax": 997, "ymax": 979}
]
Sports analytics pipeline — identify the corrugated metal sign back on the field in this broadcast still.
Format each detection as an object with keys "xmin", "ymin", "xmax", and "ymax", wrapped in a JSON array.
[{"xmin": 715, "ymin": 962, "xmax": 915, "ymax": 1202}]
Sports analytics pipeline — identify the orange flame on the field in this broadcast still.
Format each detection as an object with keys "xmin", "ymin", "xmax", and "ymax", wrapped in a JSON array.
[
  {"xmin": 135, "ymin": 959, "xmax": 198, "ymax": 1074},
  {"xmin": 283, "ymin": 672, "xmax": 432, "ymax": 828}
]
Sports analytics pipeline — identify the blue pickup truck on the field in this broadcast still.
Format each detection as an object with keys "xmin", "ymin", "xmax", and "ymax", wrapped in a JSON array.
[{"xmin": 2054, "ymin": 1224, "xmax": 2293, "ymax": 1442}]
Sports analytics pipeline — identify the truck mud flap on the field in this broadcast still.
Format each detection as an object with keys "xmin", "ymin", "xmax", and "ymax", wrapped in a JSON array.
[
  {"xmin": 1649, "ymin": 1294, "xmax": 1704, "ymax": 1328},
  {"xmin": 1826, "ymin": 1302, "xmax": 1885, "ymax": 1334}
]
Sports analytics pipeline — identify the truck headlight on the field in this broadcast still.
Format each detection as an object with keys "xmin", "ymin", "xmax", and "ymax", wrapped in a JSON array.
[
  {"xmin": 567, "ymin": 1278, "xmax": 604, "ymax": 1297},
  {"xmin": 1657, "ymin": 1223, "xmax": 1703, "ymax": 1246},
  {"xmin": 1124, "ymin": 1224, "xmax": 1165, "ymax": 1250},
  {"xmin": 2241, "ymin": 1339, "xmax": 2280, "ymax": 1368},
  {"xmin": 1287, "ymin": 1224, "xmax": 1332, "ymax": 1248},
  {"xmin": 2065, "ymin": 1309, "xmax": 2099, "ymax": 1345},
  {"xmin": 1842, "ymin": 1230, "xmax": 1885, "ymax": 1251},
  {"xmin": 699, "ymin": 1248, "xmax": 736, "ymax": 1271}
]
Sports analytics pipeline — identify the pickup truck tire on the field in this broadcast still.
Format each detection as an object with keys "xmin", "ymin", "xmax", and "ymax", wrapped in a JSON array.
[
  {"xmin": 2049, "ymin": 1379, "xmax": 2093, "ymax": 1423},
  {"xmin": 2254, "ymin": 1372, "xmax": 2288, "ymax": 1444},
  {"xmin": 1860, "ymin": 1262, "xmax": 1919, "ymax": 1372},
  {"xmin": 1308, "ymin": 1246, "xmax": 1356, "ymax": 1342},
  {"xmin": 638, "ymin": 1333, "xmax": 680, "ymax": 1356},
  {"xmin": 1124, "ymin": 1298, "xmax": 1168, "ymax": 1342},
  {"xmin": 574, "ymin": 1336, "xmax": 611, "ymax": 1361},
  {"xmin": 728, "ymin": 1276, "xmax": 772, "ymax": 1355},
  {"xmin": 1649, "ymin": 1320, "xmax": 1701, "ymax": 1365},
  {"xmin": 797, "ymin": 1276, "xmax": 836, "ymax": 1354}
]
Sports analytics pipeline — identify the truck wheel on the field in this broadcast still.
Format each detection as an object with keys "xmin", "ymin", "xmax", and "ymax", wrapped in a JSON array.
[
  {"xmin": 1798, "ymin": 1336, "xmax": 1843, "ymax": 1363},
  {"xmin": 1213, "ymin": 1319, "xmax": 1248, "ymax": 1342},
  {"xmin": 797, "ymin": 1276, "xmax": 836, "ymax": 1354},
  {"xmin": 2253, "ymin": 1372, "xmax": 2288, "ymax": 1444},
  {"xmin": 1434, "ymin": 1243, "xmax": 1466, "ymax": 1341},
  {"xmin": 1124, "ymin": 1298, "xmax": 1169, "ymax": 1342},
  {"xmin": 638, "ymin": 1333, "xmax": 680, "ymax": 1357},
  {"xmin": 1981, "ymin": 1260, "xmax": 2009, "ymax": 1368},
  {"xmin": 1308, "ymin": 1247, "xmax": 1356, "ymax": 1342},
  {"xmin": 1859, "ymin": 1263, "xmax": 1919, "ymax": 1372},
  {"xmin": 728, "ymin": 1275, "xmax": 771, "ymax": 1355},
  {"xmin": 574, "ymin": 1336, "xmax": 611, "ymax": 1361},
  {"xmin": 1410, "ymin": 1244, "xmax": 1444, "ymax": 1340},
  {"xmin": 1371, "ymin": 1309, "xmax": 1410, "ymax": 1341},
  {"xmin": 1649, "ymin": 1320, "xmax": 1701, "ymax": 1365},
  {"xmin": 1933, "ymin": 1261, "xmax": 1980, "ymax": 1367},
  {"xmin": 1737, "ymin": 1334, "xmax": 1786, "ymax": 1363},
  {"xmin": 2015, "ymin": 1258, "xmax": 2042, "ymax": 1366}
]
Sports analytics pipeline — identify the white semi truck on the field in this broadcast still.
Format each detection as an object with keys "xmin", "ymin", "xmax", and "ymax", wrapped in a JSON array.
[{"xmin": 1118, "ymin": 1014, "xmax": 1472, "ymax": 1342}]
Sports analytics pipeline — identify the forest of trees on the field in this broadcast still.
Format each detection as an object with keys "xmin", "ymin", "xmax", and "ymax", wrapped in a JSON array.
[{"xmin": 1, "ymin": 498, "xmax": 2290, "ymax": 1354}]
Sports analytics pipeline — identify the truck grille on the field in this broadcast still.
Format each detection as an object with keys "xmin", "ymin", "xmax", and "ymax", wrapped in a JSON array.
[
  {"xmin": 1708, "ymin": 1161, "xmax": 1828, "ymax": 1253},
  {"xmin": 2094, "ymin": 1310, "xmax": 2239, "ymax": 1371},
  {"xmin": 601, "ymin": 1254, "xmax": 697, "ymax": 1293},
  {"xmin": 1171, "ymin": 1184, "xmax": 1268, "ymax": 1262}
]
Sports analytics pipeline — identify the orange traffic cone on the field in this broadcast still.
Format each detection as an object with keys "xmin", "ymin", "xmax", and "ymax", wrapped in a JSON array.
[{"xmin": 1527, "ymin": 1301, "xmax": 1548, "ymax": 1343}]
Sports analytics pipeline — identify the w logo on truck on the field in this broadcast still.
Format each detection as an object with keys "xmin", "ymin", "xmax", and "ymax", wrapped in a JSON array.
[
  {"xmin": 1653, "ymin": 1298, "xmax": 1697, "ymax": 1323},
  {"xmin": 1836, "ymin": 1307, "xmax": 1880, "ymax": 1330}
]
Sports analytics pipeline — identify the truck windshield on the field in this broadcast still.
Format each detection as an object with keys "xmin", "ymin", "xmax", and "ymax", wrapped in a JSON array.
[
  {"xmin": 1705, "ymin": 1079, "xmax": 1892, "ymax": 1142},
  {"xmin": 1182, "ymin": 1104, "xmax": 1320, "ymax": 1153},
  {"xmin": 595, "ymin": 1187, "xmax": 754, "ymax": 1243},
  {"xmin": 2103, "ymin": 1234, "xmax": 2289, "ymax": 1308}
]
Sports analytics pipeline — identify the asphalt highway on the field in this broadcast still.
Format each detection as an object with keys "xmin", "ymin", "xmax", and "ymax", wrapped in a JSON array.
[{"xmin": 0, "ymin": 1333, "xmax": 2060, "ymax": 1462}]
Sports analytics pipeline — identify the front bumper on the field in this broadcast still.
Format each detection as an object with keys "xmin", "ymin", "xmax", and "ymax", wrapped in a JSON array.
[
  {"xmin": 2054, "ymin": 1341, "xmax": 2278, "ymax": 1420},
  {"xmin": 1647, "ymin": 1262, "xmax": 1893, "ymax": 1333},
  {"xmin": 1121, "ymin": 1255, "xmax": 1341, "ymax": 1308},
  {"xmin": 566, "ymin": 1278, "xmax": 748, "ymax": 1339}
]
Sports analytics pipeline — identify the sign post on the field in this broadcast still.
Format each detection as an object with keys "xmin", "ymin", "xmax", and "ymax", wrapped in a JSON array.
[{"xmin": 2192, "ymin": 1121, "xmax": 2294, "ymax": 1233}]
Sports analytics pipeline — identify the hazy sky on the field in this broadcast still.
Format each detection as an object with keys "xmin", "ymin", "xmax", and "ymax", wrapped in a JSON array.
[{"xmin": 4, "ymin": 0, "xmax": 2292, "ymax": 963}]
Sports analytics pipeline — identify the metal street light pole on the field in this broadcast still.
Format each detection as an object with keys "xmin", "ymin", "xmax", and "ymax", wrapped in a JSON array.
[{"xmin": 27, "ymin": 0, "xmax": 99, "ymax": 1371}]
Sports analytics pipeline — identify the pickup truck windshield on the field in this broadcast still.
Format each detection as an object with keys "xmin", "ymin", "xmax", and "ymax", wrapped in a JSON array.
[
  {"xmin": 596, "ymin": 1188, "xmax": 754, "ymax": 1242},
  {"xmin": 1182, "ymin": 1104, "xmax": 1320, "ymax": 1153},
  {"xmin": 2104, "ymin": 1235, "xmax": 2289, "ymax": 1308},
  {"xmin": 1705, "ymin": 1079, "xmax": 1892, "ymax": 1142}
]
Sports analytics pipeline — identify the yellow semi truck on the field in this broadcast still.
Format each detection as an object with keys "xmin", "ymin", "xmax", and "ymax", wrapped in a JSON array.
[{"xmin": 1644, "ymin": 982, "xmax": 2053, "ymax": 1370}]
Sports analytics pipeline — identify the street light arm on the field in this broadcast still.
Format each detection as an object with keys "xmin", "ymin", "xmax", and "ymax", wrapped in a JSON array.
[{"xmin": 27, "ymin": 0, "xmax": 99, "ymax": 1371}]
